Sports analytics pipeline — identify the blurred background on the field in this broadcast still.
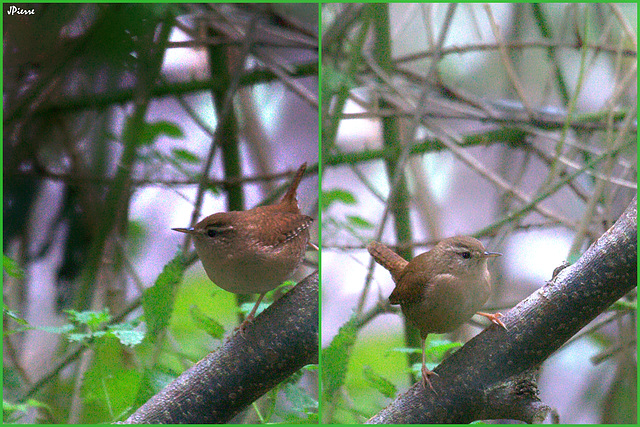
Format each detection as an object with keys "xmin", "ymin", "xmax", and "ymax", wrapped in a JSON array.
[
  {"xmin": 4, "ymin": 4, "xmax": 318, "ymax": 424},
  {"xmin": 320, "ymin": 3, "xmax": 636, "ymax": 424}
]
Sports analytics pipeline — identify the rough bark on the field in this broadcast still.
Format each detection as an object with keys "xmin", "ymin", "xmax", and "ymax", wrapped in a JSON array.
[
  {"xmin": 368, "ymin": 197, "xmax": 636, "ymax": 424},
  {"xmin": 122, "ymin": 271, "xmax": 319, "ymax": 424}
]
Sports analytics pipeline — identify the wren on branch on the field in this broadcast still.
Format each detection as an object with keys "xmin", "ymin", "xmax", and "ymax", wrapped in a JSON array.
[
  {"xmin": 368, "ymin": 236, "xmax": 506, "ymax": 391},
  {"xmin": 174, "ymin": 163, "xmax": 313, "ymax": 329}
]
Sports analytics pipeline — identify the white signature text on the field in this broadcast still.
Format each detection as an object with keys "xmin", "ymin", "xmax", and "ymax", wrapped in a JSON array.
[{"xmin": 7, "ymin": 5, "xmax": 35, "ymax": 15}]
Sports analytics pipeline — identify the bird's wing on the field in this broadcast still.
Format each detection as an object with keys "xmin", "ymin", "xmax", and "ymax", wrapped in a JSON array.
[
  {"xmin": 389, "ymin": 270, "xmax": 458, "ymax": 305},
  {"xmin": 264, "ymin": 212, "xmax": 313, "ymax": 247}
]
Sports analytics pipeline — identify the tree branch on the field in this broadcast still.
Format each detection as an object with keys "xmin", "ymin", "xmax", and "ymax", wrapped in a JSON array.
[
  {"xmin": 367, "ymin": 196, "xmax": 636, "ymax": 424},
  {"xmin": 121, "ymin": 271, "xmax": 319, "ymax": 424}
]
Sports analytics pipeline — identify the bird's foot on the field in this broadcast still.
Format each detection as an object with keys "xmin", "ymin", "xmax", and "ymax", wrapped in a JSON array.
[
  {"xmin": 477, "ymin": 311, "xmax": 507, "ymax": 329},
  {"xmin": 421, "ymin": 366, "xmax": 439, "ymax": 393},
  {"xmin": 232, "ymin": 313, "xmax": 256, "ymax": 337}
]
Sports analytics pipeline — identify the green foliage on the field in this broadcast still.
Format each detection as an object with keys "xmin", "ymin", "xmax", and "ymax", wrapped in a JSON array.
[
  {"xmin": 86, "ymin": 4, "xmax": 172, "ymax": 70},
  {"xmin": 137, "ymin": 120, "xmax": 184, "ymax": 147},
  {"xmin": 322, "ymin": 188, "xmax": 357, "ymax": 210},
  {"xmin": 611, "ymin": 299, "xmax": 636, "ymax": 311},
  {"xmin": 81, "ymin": 336, "xmax": 142, "ymax": 423},
  {"xmin": 362, "ymin": 366, "xmax": 396, "ymax": 398},
  {"xmin": 3, "ymin": 255, "xmax": 25, "ymax": 279},
  {"xmin": 321, "ymin": 64, "xmax": 357, "ymax": 99},
  {"xmin": 63, "ymin": 309, "xmax": 144, "ymax": 347},
  {"xmin": 3, "ymin": 306, "xmax": 143, "ymax": 347},
  {"xmin": 321, "ymin": 316, "xmax": 358, "ymax": 405},
  {"xmin": 3, "ymin": 399, "xmax": 52, "ymax": 423},
  {"xmin": 189, "ymin": 305, "xmax": 225, "ymax": 339},
  {"xmin": 171, "ymin": 148, "xmax": 200, "ymax": 164},
  {"xmin": 108, "ymin": 321, "xmax": 145, "ymax": 347},
  {"xmin": 257, "ymin": 365, "xmax": 318, "ymax": 424},
  {"xmin": 346, "ymin": 215, "xmax": 373, "ymax": 229},
  {"xmin": 321, "ymin": 189, "xmax": 376, "ymax": 242},
  {"xmin": 142, "ymin": 254, "xmax": 185, "ymax": 342},
  {"xmin": 2, "ymin": 304, "xmax": 29, "ymax": 328},
  {"xmin": 66, "ymin": 308, "xmax": 111, "ymax": 331},
  {"xmin": 282, "ymin": 380, "xmax": 318, "ymax": 418}
]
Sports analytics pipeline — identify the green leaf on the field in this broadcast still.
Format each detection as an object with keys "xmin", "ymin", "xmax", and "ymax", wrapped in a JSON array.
[
  {"xmin": 322, "ymin": 189, "xmax": 357, "ymax": 210},
  {"xmin": 142, "ymin": 254, "xmax": 185, "ymax": 342},
  {"xmin": 3, "ymin": 304, "xmax": 29, "ymax": 327},
  {"xmin": 189, "ymin": 305, "xmax": 225, "ymax": 339},
  {"xmin": 386, "ymin": 346, "xmax": 422, "ymax": 356},
  {"xmin": 67, "ymin": 331, "xmax": 102, "ymax": 343},
  {"xmin": 322, "ymin": 316, "xmax": 359, "ymax": 405},
  {"xmin": 346, "ymin": 215, "xmax": 373, "ymax": 229},
  {"xmin": 3, "ymin": 255, "xmax": 25, "ymax": 279},
  {"xmin": 108, "ymin": 322, "xmax": 145, "ymax": 347},
  {"xmin": 137, "ymin": 120, "xmax": 184, "ymax": 146},
  {"xmin": 363, "ymin": 365, "xmax": 397, "ymax": 398},
  {"xmin": 82, "ymin": 336, "xmax": 142, "ymax": 423},
  {"xmin": 424, "ymin": 340, "xmax": 463, "ymax": 359},
  {"xmin": 322, "ymin": 65, "xmax": 357, "ymax": 96},
  {"xmin": 64, "ymin": 308, "xmax": 112, "ymax": 331},
  {"xmin": 38, "ymin": 324, "xmax": 75, "ymax": 335},
  {"xmin": 282, "ymin": 381, "xmax": 318, "ymax": 414},
  {"xmin": 3, "ymin": 399, "xmax": 51, "ymax": 423},
  {"xmin": 611, "ymin": 299, "xmax": 636, "ymax": 311},
  {"xmin": 171, "ymin": 148, "xmax": 200, "ymax": 164}
]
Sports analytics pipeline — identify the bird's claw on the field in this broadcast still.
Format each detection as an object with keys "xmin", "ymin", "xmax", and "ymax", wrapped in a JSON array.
[
  {"xmin": 477, "ymin": 311, "xmax": 507, "ymax": 330},
  {"xmin": 421, "ymin": 367, "xmax": 439, "ymax": 393}
]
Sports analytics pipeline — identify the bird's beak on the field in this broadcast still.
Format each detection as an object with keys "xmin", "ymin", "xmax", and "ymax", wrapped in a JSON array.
[
  {"xmin": 172, "ymin": 227, "xmax": 197, "ymax": 235},
  {"xmin": 484, "ymin": 251, "xmax": 502, "ymax": 258}
]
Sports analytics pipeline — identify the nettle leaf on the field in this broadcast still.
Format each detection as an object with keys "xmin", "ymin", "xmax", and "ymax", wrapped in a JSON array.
[
  {"xmin": 322, "ymin": 316, "xmax": 358, "ymax": 404},
  {"xmin": 189, "ymin": 305, "xmax": 225, "ymax": 339},
  {"xmin": 363, "ymin": 365, "xmax": 397, "ymax": 398},
  {"xmin": 3, "ymin": 255, "xmax": 25, "ymax": 279},
  {"xmin": 109, "ymin": 322, "xmax": 145, "ymax": 347},
  {"xmin": 64, "ymin": 308, "xmax": 112, "ymax": 331},
  {"xmin": 322, "ymin": 189, "xmax": 357, "ymax": 210},
  {"xmin": 142, "ymin": 254, "xmax": 185, "ymax": 342}
]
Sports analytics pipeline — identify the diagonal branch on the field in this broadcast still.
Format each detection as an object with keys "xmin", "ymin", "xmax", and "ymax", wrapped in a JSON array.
[
  {"xmin": 367, "ymin": 196, "xmax": 636, "ymax": 424},
  {"xmin": 122, "ymin": 271, "xmax": 319, "ymax": 424}
]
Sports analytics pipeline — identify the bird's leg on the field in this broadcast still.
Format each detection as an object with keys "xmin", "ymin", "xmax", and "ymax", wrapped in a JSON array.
[
  {"xmin": 420, "ymin": 337, "xmax": 438, "ymax": 392},
  {"xmin": 235, "ymin": 293, "xmax": 266, "ymax": 335},
  {"xmin": 477, "ymin": 311, "xmax": 507, "ymax": 329}
]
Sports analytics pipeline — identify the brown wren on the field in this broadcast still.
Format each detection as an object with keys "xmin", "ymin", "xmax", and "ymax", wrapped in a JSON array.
[
  {"xmin": 367, "ymin": 236, "xmax": 505, "ymax": 391},
  {"xmin": 173, "ymin": 163, "xmax": 313, "ymax": 328}
]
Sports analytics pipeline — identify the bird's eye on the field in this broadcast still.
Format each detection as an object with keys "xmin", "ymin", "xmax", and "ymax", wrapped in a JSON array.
[
  {"xmin": 461, "ymin": 251, "xmax": 471, "ymax": 259},
  {"xmin": 206, "ymin": 229, "xmax": 218, "ymax": 238}
]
